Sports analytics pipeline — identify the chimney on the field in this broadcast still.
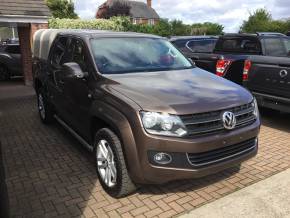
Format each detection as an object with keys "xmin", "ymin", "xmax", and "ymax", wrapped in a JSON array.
[{"xmin": 147, "ymin": 0, "xmax": 152, "ymax": 7}]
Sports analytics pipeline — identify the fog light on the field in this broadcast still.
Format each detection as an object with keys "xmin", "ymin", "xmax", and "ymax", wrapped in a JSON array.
[{"xmin": 153, "ymin": 153, "xmax": 172, "ymax": 165}]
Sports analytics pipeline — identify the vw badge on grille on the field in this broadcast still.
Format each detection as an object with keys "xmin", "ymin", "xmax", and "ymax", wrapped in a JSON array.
[
  {"xmin": 279, "ymin": 69, "xmax": 288, "ymax": 78},
  {"xmin": 222, "ymin": 111, "xmax": 236, "ymax": 130}
]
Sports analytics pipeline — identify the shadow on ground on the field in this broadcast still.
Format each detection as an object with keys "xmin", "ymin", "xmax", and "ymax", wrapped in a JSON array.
[{"xmin": 260, "ymin": 108, "xmax": 290, "ymax": 133}]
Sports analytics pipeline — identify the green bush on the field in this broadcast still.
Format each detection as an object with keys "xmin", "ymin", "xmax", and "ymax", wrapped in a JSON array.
[
  {"xmin": 240, "ymin": 8, "xmax": 290, "ymax": 34},
  {"xmin": 48, "ymin": 17, "xmax": 224, "ymax": 37},
  {"xmin": 48, "ymin": 17, "xmax": 130, "ymax": 31}
]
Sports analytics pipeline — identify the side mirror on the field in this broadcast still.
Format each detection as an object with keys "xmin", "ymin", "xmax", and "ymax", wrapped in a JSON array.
[{"xmin": 61, "ymin": 62, "xmax": 88, "ymax": 79}]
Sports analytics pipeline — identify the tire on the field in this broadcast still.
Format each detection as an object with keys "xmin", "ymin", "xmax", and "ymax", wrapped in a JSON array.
[
  {"xmin": 94, "ymin": 128, "xmax": 137, "ymax": 198},
  {"xmin": 0, "ymin": 65, "xmax": 10, "ymax": 81},
  {"xmin": 37, "ymin": 88, "xmax": 54, "ymax": 124}
]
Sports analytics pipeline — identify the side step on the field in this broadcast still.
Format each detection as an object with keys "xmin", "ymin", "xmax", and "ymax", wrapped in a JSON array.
[{"xmin": 54, "ymin": 115, "xmax": 93, "ymax": 152}]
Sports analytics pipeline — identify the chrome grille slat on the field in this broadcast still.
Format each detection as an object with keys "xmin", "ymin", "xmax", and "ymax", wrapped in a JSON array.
[
  {"xmin": 187, "ymin": 138, "xmax": 257, "ymax": 167},
  {"xmin": 181, "ymin": 103, "xmax": 256, "ymax": 137}
]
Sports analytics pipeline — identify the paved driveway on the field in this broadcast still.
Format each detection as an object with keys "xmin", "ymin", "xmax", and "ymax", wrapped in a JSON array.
[{"xmin": 0, "ymin": 85, "xmax": 290, "ymax": 218}]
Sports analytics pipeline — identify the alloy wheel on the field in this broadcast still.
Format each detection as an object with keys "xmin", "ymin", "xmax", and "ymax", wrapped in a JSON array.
[{"xmin": 96, "ymin": 139, "xmax": 117, "ymax": 187}]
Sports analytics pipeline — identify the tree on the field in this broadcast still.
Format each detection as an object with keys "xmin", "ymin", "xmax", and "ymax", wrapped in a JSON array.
[
  {"xmin": 103, "ymin": 1, "xmax": 131, "ymax": 19},
  {"xmin": 170, "ymin": 20, "xmax": 190, "ymax": 36},
  {"xmin": 240, "ymin": 9, "xmax": 272, "ymax": 33},
  {"xmin": 46, "ymin": 0, "xmax": 78, "ymax": 19},
  {"xmin": 240, "ymin": 8, "xmax": 290, "ymax": 34},
  {"xmin": 190, "ymin": 22, "xmax": 224, "ymax": 35}
]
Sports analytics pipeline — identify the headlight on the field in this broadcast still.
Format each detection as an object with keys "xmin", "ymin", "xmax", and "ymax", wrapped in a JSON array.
[
  {"xmin": 140, "ymin": 111, "xmax": 187, "ymax": 137},
  {"xmin": 252, "ymin": 98, "xmax": 259, "ymax": 118}
]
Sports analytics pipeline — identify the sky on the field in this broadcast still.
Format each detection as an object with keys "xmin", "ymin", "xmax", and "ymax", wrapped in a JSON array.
[{"xmin": 74, "ymin": 0, "xmax": 290, "ymax": 32}]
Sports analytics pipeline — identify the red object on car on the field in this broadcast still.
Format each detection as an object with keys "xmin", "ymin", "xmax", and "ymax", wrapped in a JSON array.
[
  {"xmin": 243, "ymin": 60, "xmax": 252, "ymax": 81},
  {"xmin": 216, "ymin": 58, "xmax": 232, "ymax": 77}
]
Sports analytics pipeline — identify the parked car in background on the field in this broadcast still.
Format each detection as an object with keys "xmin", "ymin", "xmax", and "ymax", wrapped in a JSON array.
[
  {"xmin": 181, "ymin": 33, "xmax": 289, "ymax": 86},
  {"xmin": 243, "ymin": 35, "xmax": 290, "ymax": 113},
  {"xmin": 170, "ymin": 36, "xmax": 218, "ymax": 72},
  {"xmin": 33, "ymin": 29, "xmax": 260, "ymax": 197},
  {"xmin": 0, "ymin": 43, "xmax": 22, "ymax": 80},
  {"xmin": 287, "ymin": 31, "xmax": 290, "ymax": 36}
]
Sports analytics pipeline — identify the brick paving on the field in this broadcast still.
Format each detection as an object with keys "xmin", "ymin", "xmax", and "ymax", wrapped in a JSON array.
[{"xmin": 0, "ymin": 87, "xmax": 290, "ymax": 218}]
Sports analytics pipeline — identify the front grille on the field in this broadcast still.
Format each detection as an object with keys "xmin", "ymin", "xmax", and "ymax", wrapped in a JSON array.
[
  {"xmin": 187, "ymin": 138, "xmax": 257, "ymax": 168},
  {"xmin": 180, "ymin": 102, "xmax": 256, "ymax": 137}
]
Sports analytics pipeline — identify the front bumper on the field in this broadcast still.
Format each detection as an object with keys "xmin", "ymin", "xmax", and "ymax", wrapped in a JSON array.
[{"xmin": 130, "ymin": 119, "xmax": 260, "ymax": 184}]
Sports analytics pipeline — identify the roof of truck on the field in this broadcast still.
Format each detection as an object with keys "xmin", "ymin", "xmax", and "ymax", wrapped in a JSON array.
[
  {"xmin": 222, "ymin": 32, "xmax": 287, "ymax": 38},
  {"xmin": 169, "ymin": 35, "xmax": 218, "ymax": 41},
  {"xmin": 32, "ymin": 29, "xmax": 161, "ymax": 60},
  {"xmin": 44, "ymin": 29, "xmax": 161, "ymax": 38}
]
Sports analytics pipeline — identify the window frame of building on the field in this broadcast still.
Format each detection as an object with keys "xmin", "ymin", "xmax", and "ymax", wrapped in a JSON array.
[{"xmin": 148, "ymin": 19, "xmax": 155, "ymax": 25}]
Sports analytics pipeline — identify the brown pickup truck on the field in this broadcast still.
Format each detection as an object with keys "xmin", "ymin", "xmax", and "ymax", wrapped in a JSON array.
[{"xmin": 33, "ymin": 29, "xmax": 260, "ymax": 197}]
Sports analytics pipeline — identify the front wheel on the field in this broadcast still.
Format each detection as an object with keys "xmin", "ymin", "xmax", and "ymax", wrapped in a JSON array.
[
  {"xmin": 94, "ymin": 128, "xmax": 137, "ymax": 198},
  {"xmin": 37, "ymin": 89, "xmax": 54, "ymax": 124}
]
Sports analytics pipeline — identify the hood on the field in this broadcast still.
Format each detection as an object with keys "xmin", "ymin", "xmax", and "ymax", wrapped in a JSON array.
[{"xmin": 105, "ymin": 68, "xmax": 253, "ymax": 115}]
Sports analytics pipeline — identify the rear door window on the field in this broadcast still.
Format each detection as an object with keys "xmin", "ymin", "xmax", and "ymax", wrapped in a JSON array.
[
  {"xmin": 186, "ymin": 39, "xmax": 217, "ymax": 53},
  {"xmin": 171, "ymin": 40, "xmax": 187, "ymax": 52},
  {"xmin": 263, "ymin": 38, "xmax": 288, "ymax": 57}
]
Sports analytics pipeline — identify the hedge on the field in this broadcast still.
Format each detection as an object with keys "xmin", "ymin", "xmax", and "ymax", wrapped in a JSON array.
[
  {"xmin": 48, "ymin": 17, "xmax": 131, "ymax": 32},
  {"xmin": 48, "ymin": 17, "xmax": 224, "ymax": 37},
  {"xmin": 49, "ymin": 17, "xmax": 181, "ymax": 37}
]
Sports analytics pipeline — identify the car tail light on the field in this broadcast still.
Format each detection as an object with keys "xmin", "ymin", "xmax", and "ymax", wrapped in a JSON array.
[
  {"xmin": 216, "ymin": 59, "xmax": 232, "ymax": 77},
  {"xmin": 243, "ymin": 60, "xmax": 252, "ymax": 81}
]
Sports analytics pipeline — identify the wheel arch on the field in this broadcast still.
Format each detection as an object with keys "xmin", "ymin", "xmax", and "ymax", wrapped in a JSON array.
[
  {"xmin": 34, "ymin": 78, "xmax": 43, "ymax": 93},
  {"xmin": 90, "ymin": 101, "xmax": 144, "ymax": 183}
]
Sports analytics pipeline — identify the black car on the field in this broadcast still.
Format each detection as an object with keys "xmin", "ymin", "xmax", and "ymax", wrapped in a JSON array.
[
  {"xmin": 243, "ymin": 34, "xmax": 290, "ymax": 113},
  {"xmin": 0, "ymin": 43, "xmax": 22, "ymax": 80},
  {"xmin": 170, "ymin": 36, "xmax": 218, "ymax": 72},
  {"xmin": 179, "ymin": 32, "xmax": 290, "ymax": 113}
]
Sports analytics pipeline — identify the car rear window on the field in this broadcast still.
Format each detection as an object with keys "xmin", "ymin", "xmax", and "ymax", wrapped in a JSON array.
[
  {"xmin": 264, "ymin": 38, "xmax": 290, "ymax": 57},
  {"xmin": 215, "ymin": 37, "xmax": 261, "ymax": 54}
]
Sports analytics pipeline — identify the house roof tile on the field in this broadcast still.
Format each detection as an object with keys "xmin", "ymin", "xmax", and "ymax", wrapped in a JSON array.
[
  {"xmin": 108, "ymin": 0, "xmax": 159, "ymax": 19},
  {"xmin": 0, "ymin": 0, "xmax": 51, "ymax": 17}
]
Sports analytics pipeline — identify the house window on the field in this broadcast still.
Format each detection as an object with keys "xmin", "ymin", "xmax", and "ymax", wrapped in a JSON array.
[
  {"xmin": 133, "ymin": 18, "xmax": 137, "ymax": 25},
  {"xmin": 148, "ymin": 19, "xmax": 155, "ymax": 25}
]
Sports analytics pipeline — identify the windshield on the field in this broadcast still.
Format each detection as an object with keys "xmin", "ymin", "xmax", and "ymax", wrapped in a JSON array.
[{"xmin": 90, "ymin": 37, "xmax": 193, "ymax": 74}]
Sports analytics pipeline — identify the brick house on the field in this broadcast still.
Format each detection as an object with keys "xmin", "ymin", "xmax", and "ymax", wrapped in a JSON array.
[
  {"xmin": 96, "ymin": 0, "xmax": 160, "ymax": 25},
  {"xmin": 0, "ymin": 0, "xmax": 51, "ymax": 85}
]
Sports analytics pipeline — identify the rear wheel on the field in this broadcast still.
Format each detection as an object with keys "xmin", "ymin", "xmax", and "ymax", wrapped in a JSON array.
[
  {"xmin": 0, "ymin": 65, "xmax": 10, "ymax": 81},
  {"xmin": 94, "ymin": 128, "xmax": 137, "ymax": 198},
  {"xmin": 37, "ymin": 88, "xmax": 54, "ymax": 124}
]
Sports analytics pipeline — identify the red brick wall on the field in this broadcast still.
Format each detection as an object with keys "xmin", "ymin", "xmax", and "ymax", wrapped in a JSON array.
[
  {"xmin": 18, "ymin": 25, "xmax": 33, "ymax": 86},
  {"xmin": 18, "ymin": 23, "xmax": 48, "ymax": 86},
  {"xmin": 30, "ymin": 23, "xmax": 48, "ymax": 43}
]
